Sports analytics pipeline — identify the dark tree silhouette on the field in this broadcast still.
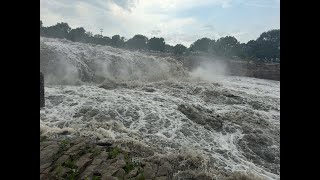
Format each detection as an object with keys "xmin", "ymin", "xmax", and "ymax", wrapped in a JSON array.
[
  {"xmin": 147, "ymin": 37, "xmax": 166, "ymax": 52},
  {"xmin": 40, "ymin": 20, "xmax": 280, "ymax": 62},
  {"xmin": 173, "ymin": 44, "xmax": 187, "ymax": 55}
]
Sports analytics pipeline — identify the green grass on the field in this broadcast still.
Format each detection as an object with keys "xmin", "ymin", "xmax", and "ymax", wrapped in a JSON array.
[
  {"xmin": 65, "ymin": 170, "xmax": 79, "ymax": 180},
  {"xmin": 108, "ymin": 147, "xmax": 122, "ymax": 159},
  {"xmin": 90, "ymin": 147, "xmax": 102, "ymax": 157},
  {"xmin": 136, "ymin": 172, "xmax": 145, "ymax": 180},
  {"xmin": 52, "ymin": 139, "xmax": 71, "ymax": 161},
  {"xmin": 124, "ymin": 161, "xmax": 135, "ymax": 173},
  {"xmin": 64, "ymin": 159, "xmax": 77, "ymax": 169},
  {"xmin": 92, "ymin": 175, "xmax": 101, "ymax": 180}
]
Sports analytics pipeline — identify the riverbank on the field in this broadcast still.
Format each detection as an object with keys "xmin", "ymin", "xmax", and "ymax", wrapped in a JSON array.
[{"xmin": 40, "ymin": 135, "xmax": 264, "ymax": 180}]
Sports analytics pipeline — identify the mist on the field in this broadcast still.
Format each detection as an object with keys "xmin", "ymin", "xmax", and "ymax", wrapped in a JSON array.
[
  {"xmin": 40, "ymin": 37, "xmax": 189, "ymax": 85},
  {"xmin": 189, "ymin": 57, "xmax": 229, "ymax": 82}
]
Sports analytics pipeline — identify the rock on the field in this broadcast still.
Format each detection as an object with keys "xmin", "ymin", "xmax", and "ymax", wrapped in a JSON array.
[
  {"xmin": 178, "ymin": 104, "xmax": 223, "ymax": 131},
  {"xmin": 101, "ymin": 175, "xmax": 118, "ymax": 180},
  {"xmin": 113, "ymin": 159, "xmax": 126, "ymax": 168},
  {"xmin": 51, "ymin": 166, "xmax": 71, "ymax": 177},
  {"xmin": 157, "ymin": 161, "xmax": 172, "ymax": 177},
  {"xmin": 65, "ymin": 142, "xmax": 86, "ymax": 155},
  {"xmin": 56, "ymin": 155, "xmax": 70, "ymax": 165},
  {"xmin": 125, "ymin": 167, "xmax": 139, "ymax": 178},
  {"xmin": 113, "ymin": 168, "xmax": 126, "ymax": 179},
  {"xmin": 70, "ymin": 137, "xmax": 87, "ymax": 146},
  {"xmin": 75, "ymin": 153, "xmax": 93, "ymax": 173},
  {"xmin": 144, "ymin": 163, "xmax": 158, "ymax": 179},
  {"xmin": 40, "ymin": 144, "xmax": 59, "ymax": 165},
  {"xmin": 91, "ymin": 158, "xmax": 103, "ymax": 166},
  {"xmin": 99, "ymin": 158, "xmax": 126, "ymax": 177},
  {"xmin": 79, "ymin": 164, "xmax": 100, "ymax": 180},
  {"xmin": 156, "ymin": 176, "xmax": 168, "ymax": 180},
  {"xmin": 40, "ymin": 141, "xmax": 58, "ymax": 149},
  {"xmin": 40, "ymin": 72, "xmax": 45, "ymax": 108},
  {"xmin": 143, "ymin": 87, "xmax": 156, "ymax": 92},
  {"xmin": 96, "ymin": 142, "xmax": 112, "ymax": 147},
  {"xmin": 92, "ymin": 151, "xmax": 109, "ymax": 165},
  {"xmin": 99, "ymin": 79, "xmax": 119, "ymax": 90},
  {"xmin": 40, "ymin": 163, "xmax": 51, "ymax": 173}
]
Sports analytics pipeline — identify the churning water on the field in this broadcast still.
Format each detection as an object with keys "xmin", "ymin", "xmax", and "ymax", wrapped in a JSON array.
[{"xmin": 40, "ymin": 37, "xmax": 280, "ymax": 179}]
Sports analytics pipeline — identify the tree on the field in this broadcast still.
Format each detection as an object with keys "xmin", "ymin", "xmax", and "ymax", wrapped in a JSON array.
[
  {"xmin": 173, "ymin": 44, "xmax": 187, "ymax": 55},
  {"xmin": 147, "ymin": 37, "xmax": 166, "ymax": 52},
  {"xmin": 125, "ymin": 34, "xmax": 148, "ymax": 50},
  {"xmin": 111, "ymin": 35, "xmax": 125, "ymax": 48},
  {"xmin": 212, "ymin": 36, "xmax": 240, "ymax": 57},
  {"xmin": 165, "ymin": 44, "xmax": 174, "ymax": 53},
  {"xmin": 67, "ymin": 27, "xmax": 87, "ymax": 42},
  {"xmin": 253, "ymin": 29, "xmax": 280, "ymax": 61},
  {"xmin": 189, "ymin": 38, "xmax": 212, "ymax": 52},
  {"xmin": 40, "ymin": 20, "xmax": 45, "ymax": 36},
  {"xmin": 45, "ymin": 22, "xmax": 71, "ymax": 39}
]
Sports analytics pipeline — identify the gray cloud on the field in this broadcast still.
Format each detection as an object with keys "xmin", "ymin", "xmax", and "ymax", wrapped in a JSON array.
[{"xmin": 40, "ymin": 0, "xmax": 279, "ymax": 46}]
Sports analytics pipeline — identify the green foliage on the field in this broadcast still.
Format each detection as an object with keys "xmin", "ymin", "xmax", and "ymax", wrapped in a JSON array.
[
  {"xmin": 112, "ymin": 35, "xmax": 125, "ymax": 47},
  {"xmin": 92, "ymin": 175, "xmax": 101, "ymax": 180},
  {"xmin": 125, "ymin": 34, "xmax": 148, "ymax": 50},
  {"xmin": 64, "ymin": 159, "xmax": 77, "ymax": 169},
  {"xmin": 108, "ymin": 147, "xmax": 122, "ymax": 159},
  {"xmin": 190, "ymin": 38, "xmax": 212, "ymax": 52},
  {"xmin": 173, "ymin": 44, "xmax": 187, "ymax": 55},
  {"xmin": 147, "ymin": 37, "xmax": 165, "ymax": 52},
  {"xmin": 40, "ymin": 20, "xmax": 280, "ymax": 62},
  {"xmin": 124, "ymin": 161, "xmax": 135, "ymax": 173},
  {"xmin": 136, "ymin": 172, "xmax": 145, "ymax": 180}
]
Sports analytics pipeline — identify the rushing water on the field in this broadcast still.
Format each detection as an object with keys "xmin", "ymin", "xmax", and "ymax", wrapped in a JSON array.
[{"xmin": 40, "ymin": 37, "xmax": 280, "ymax": 179}]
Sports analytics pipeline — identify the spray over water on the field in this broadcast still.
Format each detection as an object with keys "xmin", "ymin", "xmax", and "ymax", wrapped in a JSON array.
[{"xmin": 40, "ymin": 37, "xmax": 280, "ymax": 179}]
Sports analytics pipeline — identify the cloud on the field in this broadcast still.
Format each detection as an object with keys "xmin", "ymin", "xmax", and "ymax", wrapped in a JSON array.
[{"xmin": 40, "ymin": 0, "xmax": 279, "ymax": 46}]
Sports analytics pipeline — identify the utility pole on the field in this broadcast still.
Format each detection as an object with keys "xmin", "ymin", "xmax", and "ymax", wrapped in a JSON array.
[{"xmin": 100, "ymin": 29, "xmax": 103, "ymax": 37}]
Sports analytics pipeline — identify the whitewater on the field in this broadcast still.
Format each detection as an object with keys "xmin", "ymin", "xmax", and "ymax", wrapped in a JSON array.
[{"xmin": 40, "ymin": 37, "xmax": 280, "ymax": 180}]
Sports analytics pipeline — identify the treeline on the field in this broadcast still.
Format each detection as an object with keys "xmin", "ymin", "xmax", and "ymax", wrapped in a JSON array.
[{"xmin": 40, "ymin": 20, "xmax": 280, "ymax": 63}]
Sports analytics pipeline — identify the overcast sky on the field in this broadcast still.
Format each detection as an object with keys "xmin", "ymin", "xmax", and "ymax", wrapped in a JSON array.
[{"xmin": 40, "ymin": 0, "xmax": 280, "ymax": 46}]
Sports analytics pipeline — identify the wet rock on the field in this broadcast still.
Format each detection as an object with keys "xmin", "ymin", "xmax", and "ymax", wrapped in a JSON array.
[
  {"xmin": 75, "ymin": 153, "xmax": 93, "ymax": 173},
  {"xmin": 56, "ymin": 154, "xmax": 70, "ymax": 165},
  {"xmin": 101, "ymin": 175, "xmax": 118, "ymax": 180},
  {"xmin": 86, "ymin": 109, "xmax": 100, "ymax": 117},
  {"xmin": 99, "ymin": 79, "xmax": 119, "ymax": 90},
  {"xmin": 195, "ymin": 173, "xmax": 213, "ymax": 180},
  {"xmin": 113, "ymin": 168, "xmax": 126, "ymax": 179},
  {"xmin": 157, "ymin": 161, "xmax": 172, "ymax": 176},
  {"xmin": 99, "ymin": 158, "xmax": 126, "ymax": 177},
  {"xmin": 144, "ymin": 163, "xmax": 158, "ymax": 179},
  {"xmin": 40, "ymin": 141, "xmax": 58, "ymax": 149},
  {"xmin": 47, "ymin": 95, "xmax": 64, "ymax": 106},
  {"xmin": 143, "ymin": 87, "xmax": 156, "ymax": 92},
  {"xmin": 238, "ymin": 133, "xmax": 279, "ymax": 174},
  {"xmin": 156, "ymin": 176, "xmax": 168, "ymax": 180},
  {"xmin": 51, "ymin": 166, "xmax": 72, "ymax": 178},
  {"xmin": 178, "ymin": 104, "xmax": 223, "ymax": 131},
  {"xmin": 66, "ymin": 142, "xmax": 86, "ymax": 155},
  {"xmin": 126, "ymin": 167, "xmax": 139, "ymax": 178},
  {"xmin": 40, "ymin": 163, "xmax": 51, "ymax": 173},
  {"xmin": 79, "ymin": 164, "xmax": 100, "ymax": 180},
  {"xmin": 58, "ymin": 130, "xmax": 71, "ymax": 135},
  {"xmin": 40, "ymin": 72, "xmax": 45, "ymax": 108},
  {"xmin": 96, "ymin": 142, "xmax": 112, "ymax": 147},
  {"xmin": 40, "ymin": 144, "xmax": 59, "ymax": 165}
]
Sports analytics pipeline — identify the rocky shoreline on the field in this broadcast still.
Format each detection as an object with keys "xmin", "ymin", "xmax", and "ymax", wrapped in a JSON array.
[{"xmin": 40, "ymin": 135, "xmax": 265, "ymax": 180}]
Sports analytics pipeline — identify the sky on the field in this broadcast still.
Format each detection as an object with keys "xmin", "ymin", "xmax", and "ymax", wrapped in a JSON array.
[{"xmin": 40, "ymin": 0, "xmax": 280, "ymax": 47}]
